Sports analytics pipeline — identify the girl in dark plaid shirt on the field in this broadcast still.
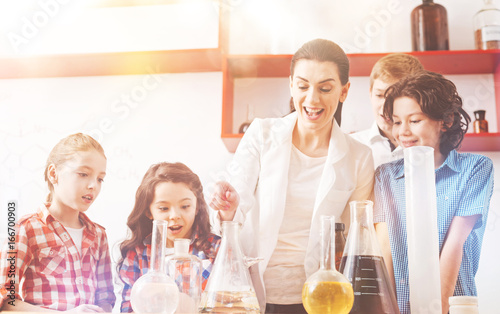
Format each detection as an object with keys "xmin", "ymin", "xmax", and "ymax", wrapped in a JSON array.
[{"xmin": 117, "ymin": 162, "xmax": 221, "ymax": 313}]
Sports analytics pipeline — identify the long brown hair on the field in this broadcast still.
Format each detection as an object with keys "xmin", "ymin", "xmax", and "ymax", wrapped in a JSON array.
[{"xmin": 117, "ymin": 162, "xmax": 212, "ymax": 270}]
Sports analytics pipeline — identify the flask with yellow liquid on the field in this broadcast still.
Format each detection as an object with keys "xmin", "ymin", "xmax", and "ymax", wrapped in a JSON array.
[{"xmin": 302, "ymin": 215, "xmax": 354, "ymax": 314}]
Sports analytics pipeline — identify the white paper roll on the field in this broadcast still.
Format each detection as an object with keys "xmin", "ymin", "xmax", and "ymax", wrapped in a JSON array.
[{"xmin": 404, "ymin": 146, "xmax": 442, "ymax": 313}]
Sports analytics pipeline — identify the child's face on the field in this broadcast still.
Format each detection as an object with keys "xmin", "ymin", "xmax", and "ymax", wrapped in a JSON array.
[
  {"xmin": 149, "ymin": 182, "xmax": 197, "ymax": 248},
  {"xmin": 370, "ymin": 78, "xmax": 396, "ymax": 137},
  {"xmin": 392, "ymin": 96, "xmax": 444, "ymax": 154},
  {"xmin": 51, "ymin": 150, "xmax": 106, "ymax": 213}
]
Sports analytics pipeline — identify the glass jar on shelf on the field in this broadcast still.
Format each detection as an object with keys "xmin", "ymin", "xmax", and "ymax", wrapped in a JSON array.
[
  {"xmin": 411, "ymin": 0, "xmax": 449, "ymax": 51},
  {"xmin": 474, "ymin": 0, "xmax": 500, "ymax": 49}
]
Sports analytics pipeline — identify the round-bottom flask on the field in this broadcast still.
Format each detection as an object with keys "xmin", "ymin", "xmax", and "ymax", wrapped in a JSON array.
[
  {"xmin": 130, "ymin": 220, "xmax": 179, "ymax": 314},
  {"xmin": 302, "ymin": 216, "xmax": 354, "ymax": 314}
]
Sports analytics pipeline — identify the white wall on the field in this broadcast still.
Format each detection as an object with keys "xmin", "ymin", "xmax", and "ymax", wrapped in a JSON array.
[{"xmin": 0, "ymin": 0, "xmax": 499, "ymax": 312}]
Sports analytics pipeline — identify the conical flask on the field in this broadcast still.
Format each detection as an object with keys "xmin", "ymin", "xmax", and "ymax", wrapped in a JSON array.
[
  {"xmin": 339, "ymin": 201, "xmax": 399, "ymax": 314},
  {"xmin": 199, "ymin": 221, "xmax": 260, "ymax": 313},
  {"xmin": 167, "ymin": 238, "xmax": 202, "ymax": 313},
  {"xmin": 302, "ymin": 216, "xmax": 354, "ymax": 314},
  {"xmin": 131, "ymin": 220, "xmax": 179, "ymax": 314}
]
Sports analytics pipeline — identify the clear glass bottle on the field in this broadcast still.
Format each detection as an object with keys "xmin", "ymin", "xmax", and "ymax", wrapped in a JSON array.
[
  {"xmin": 130, "ymin": 220, "xmax": 179, "ymax": 314},
  {"xmin": 167, "ymin": 238, "xmax": 202, "ymax": 314},
  {"xmin": 199, "ymin": 221, "xmax": 260, "ymax": 313},
  {"xmin": 335, "ymin": 223, "xmax": 346, "ymax": 272},
  {"xmin": 302, "ymin": 216, "xmax": 354, "ymax": 314},
  {"xmin": 474, "ymin": 0, "xmax": 500, "ymax": 49},
  {"xmin": 473, "ymin": 110, "xmax": 489, "ymax": 133},
  {"xmin": 339, "ymin": 201, "xmax": 400, "ymax": 314},
  {"xmin": 411, "ymin": 0, "xmax": 449, "ymax": 51}
]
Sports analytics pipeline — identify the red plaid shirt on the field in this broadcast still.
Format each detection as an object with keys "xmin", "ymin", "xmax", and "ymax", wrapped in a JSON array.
[
  {"xmin": 118, "ymin": 233, "xmax": 221, "ymax": 313},
  {"xmin": 0, "ymin": 204, "xmax": 116, "ymax": 311}
]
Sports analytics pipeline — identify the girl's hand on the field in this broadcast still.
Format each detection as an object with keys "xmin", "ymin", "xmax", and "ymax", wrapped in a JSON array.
[
  {"xmin": 66, "ymin": 304, "xmax": 105, "ymax": 312},
  {"xmin": 210, "ymin": 181, "xmax": 239, "ymax": 221}
]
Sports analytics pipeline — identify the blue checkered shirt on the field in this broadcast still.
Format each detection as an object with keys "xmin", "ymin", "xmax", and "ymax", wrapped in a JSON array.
[{"xmin": 374, "ymin": 150, "xmax": 494, "ymax": 313}]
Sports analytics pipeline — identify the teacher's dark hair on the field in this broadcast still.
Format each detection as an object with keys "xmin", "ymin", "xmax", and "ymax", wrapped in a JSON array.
[{"xmin": 289, "ymin": 39, "xmax": 349, "ymax": 125}]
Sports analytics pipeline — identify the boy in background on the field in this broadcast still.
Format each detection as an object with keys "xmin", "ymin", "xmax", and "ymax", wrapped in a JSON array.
[{"xmin": 350, "ymin": 53, "xmax": 424, "ymax": 169}]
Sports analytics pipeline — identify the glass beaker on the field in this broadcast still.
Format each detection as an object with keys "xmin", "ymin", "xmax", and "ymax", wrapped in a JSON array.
[
  {"xmin": 302, "ymin": 216, "xmax": 354, "ymax": 314},
  {"xmin": 167, "ymin": 238, "xmax": 202, "ymax": 314},
  {"xmin": 199, "ymin": 221, "xmax": 260, "ymax": 313},
  {"xmin": 339, "ymin": 201, "xmax": 399, "ymax": 314},
  {"xmin": 131, "ymin": 220, "xmax": 179, "ymax": 314}
]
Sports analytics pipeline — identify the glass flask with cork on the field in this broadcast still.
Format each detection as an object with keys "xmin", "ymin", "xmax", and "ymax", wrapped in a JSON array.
[
  {"xmin": 302, "ymin": 215, "xmax": 354, "ymax": 314},
  {"xmin": 339, "ymin": 201, "xmax": 400, "ymax": 314},
  {"xmin": 166, "ymin": 238, "xmax": 202, "ymax": 313},
  {"xmin": 130, "ymin": 220, "xmax": 179, "ymax": 314},
  {"xmin": 199, "ymin": 221, "xmax": 261, "ymax": 313}
]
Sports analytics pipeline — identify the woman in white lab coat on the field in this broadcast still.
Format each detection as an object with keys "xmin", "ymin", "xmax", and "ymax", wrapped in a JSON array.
[{"xmin": 210, "ymin": 38, "xmax": 374, "ymax": 313}]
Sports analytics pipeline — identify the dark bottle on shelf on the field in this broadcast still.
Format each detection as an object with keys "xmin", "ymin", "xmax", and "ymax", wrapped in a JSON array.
[
  {"xmin": 238, "ymin": 104, "xmax": 253, "ymax": 134},
  {"xmin": 473, "ymin": 110, "xmax": 489, "ymax": 133},
  {"xmin": 335, "ymin": 223, "xmax": 346, "ymax": 271},
  {"xmin": 411, "ymin": 0, "xmax": 449, "ymax": 51}
]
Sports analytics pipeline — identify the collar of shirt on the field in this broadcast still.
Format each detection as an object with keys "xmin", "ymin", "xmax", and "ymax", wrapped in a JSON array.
[
  {"xmin": 36, "ymin": 203, "xmax": 97, "ymax": 234},
  {"xmin": 395, "ymin": 149, "xmax": 460, "ymax": 180},
  {"xmin": 366, "ymin": 122, "xmax": 388, "ymax": 145}
]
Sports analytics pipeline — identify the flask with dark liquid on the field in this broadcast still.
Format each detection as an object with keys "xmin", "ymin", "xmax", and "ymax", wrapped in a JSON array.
[
  {"xmin": 335, "ymin": 223, "xmax": 346, "ymax": 271},
  {"xmin": 411, "ymin": 0, "xmax": 449, "ymax": 51},
  {"xmin": 473, "ymin": 110, "xmax": 489, "ymax": 133},
  {"xmin": 474, "ymin": 0, "xmax": 500, "ymax": 50},
  {"xmin": 339, "ymin": 201, "xmax": 400, "ymax": 314}
]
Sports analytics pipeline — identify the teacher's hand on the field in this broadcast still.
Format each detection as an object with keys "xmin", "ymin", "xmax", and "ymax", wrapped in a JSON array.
[{"xmin": 210, "ymin": 181, "xmax": 239, "ymax": 221}]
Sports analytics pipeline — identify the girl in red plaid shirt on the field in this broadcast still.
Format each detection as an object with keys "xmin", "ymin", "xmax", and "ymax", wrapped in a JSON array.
[
  {"xmin": 0, "ymin": 133, "xmax": 116, "ymax": 312},
  {"xmin": 117, "ymin": 162, "xmax": 221, "ymax": 313}
]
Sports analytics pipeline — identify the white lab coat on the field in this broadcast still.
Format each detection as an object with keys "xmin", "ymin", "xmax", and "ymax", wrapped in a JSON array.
[{"xmin": 212, "ymin": 112, "xmax": 374, "ymax": 310}]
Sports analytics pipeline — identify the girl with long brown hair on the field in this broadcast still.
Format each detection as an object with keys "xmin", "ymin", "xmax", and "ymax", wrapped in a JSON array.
[{"xmin": 117, "ymin": 162, "xmax": 221, "ymax": 313}]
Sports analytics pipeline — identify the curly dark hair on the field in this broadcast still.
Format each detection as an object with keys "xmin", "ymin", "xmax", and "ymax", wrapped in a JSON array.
[
  {"xmin": 117, "ymin": 162, "xmax": 212, "ymax": 271},
  {"xmin": 383, "ymin": 70, "xmax": 470, "ymax": 156}
]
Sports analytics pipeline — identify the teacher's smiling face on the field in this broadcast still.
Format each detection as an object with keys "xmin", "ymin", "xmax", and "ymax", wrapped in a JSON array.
[{"xmin": 290, "ymin": 59, "xmax": 350, "ymax": 135}]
